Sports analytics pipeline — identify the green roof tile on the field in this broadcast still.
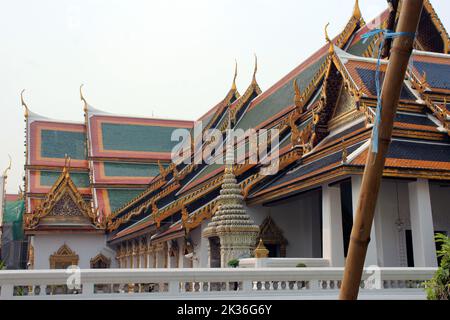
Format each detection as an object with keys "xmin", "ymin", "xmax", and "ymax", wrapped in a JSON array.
[
  {"xmin": 101, "ymin": 123, "xmax": 181, "ymax": 153},
  {"xmin": 107, "ymin": 189, "xmax": 145, "ymax": 212},
  {"xmin": 41, "ymin": 130, "xmax": 86, "ymax": 160},
  {"xmin": 346, "ymin": 36, "xmax": 374, "ymax": 56},
  {"xmin": 40, "ymin": 171, "xmax": 90, "ymax": 188},
  {"xmin": 104, "ymin": 162, "xmax": 162, "ymax": 177},
  {"xmin": 236, "ymin": 57, "xmax": 325, "ymax": 131}
]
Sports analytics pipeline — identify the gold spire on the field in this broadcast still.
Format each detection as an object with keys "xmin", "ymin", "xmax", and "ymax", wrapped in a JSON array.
[
  {"xmin": 252, "ymin": 53, "xmax": 258, "ymax": 84},
  {"xmin": 80, "ymin": 84, "xmax": 87, "ymax": 112},
  {"xmin": 353, "ymin": 0, "xmax": 362, "ymax": 20},
  {"xmin": 20, "ymin": 89, "xmax": 29, "ymax": 118},
  {"xmin": 254, "ymin": 238, "xmax": 269, "ymax": 258},
  {"xmin": 3, "ymin": 154, "xmax": 12, "ymax": 178},
  {"xmin": 231, "ymin": 59, "xmax": 238, "ymax": 91}
]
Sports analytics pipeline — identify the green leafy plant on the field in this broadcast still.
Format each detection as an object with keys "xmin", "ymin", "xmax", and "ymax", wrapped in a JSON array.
[
  {"xmin": 296, "ymin": 263, "xmax": 307, "ymax": 268},
  {"xmin": 424, "ymin": 233, "xmax": 450, "ymax": 300},
  {"xmin": 227, "ymin": 259, "xmax": 239, "ymax": 268},
  {"xmin": 0, "ymin": 260, "xmax": 6, "ymax": 270}
]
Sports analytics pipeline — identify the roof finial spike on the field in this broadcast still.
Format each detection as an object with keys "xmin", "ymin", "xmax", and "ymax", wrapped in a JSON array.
[
  {"xmin": 20, "ymin": 89, "xmax": 29, "ymax": 118},
  {"xmin": 252, "ymin": 53, "xmax": 258, "ymax": 84},
  {"xmin": 325, "ymin": 23, "xmax": 334, "ymax": 54},
  {"xmin": 3, "ymin": 154, "xmax": 12, "ymax": 178},
  {"xmin": 231, "ymin": 59, "xmax": 238, "ymax": 91},
  {"xmin": 80, "ymin": 84, "xmax": 88, "ymax": 112},
  {"xmin": 353, "ymin": 0, "xmax": 362, "ymax": 20}
]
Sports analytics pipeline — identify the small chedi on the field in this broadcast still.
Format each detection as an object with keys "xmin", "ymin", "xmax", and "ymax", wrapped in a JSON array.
[{"xmin": 203, "ymin": 144, "xmax": 259, "ymax": 268}]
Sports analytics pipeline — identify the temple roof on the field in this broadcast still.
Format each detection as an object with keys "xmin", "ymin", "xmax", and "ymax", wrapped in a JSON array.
[
  {"xmin": 87, "ymin": 106, "xmax": 194, "ymax": 161},
  {"xmin": 24, "ymin": 160, "xmax": 105, "ymax": 233},
  {"xmin": 19, "ymin": 0, "xmax": 450, "ymax": 243}
]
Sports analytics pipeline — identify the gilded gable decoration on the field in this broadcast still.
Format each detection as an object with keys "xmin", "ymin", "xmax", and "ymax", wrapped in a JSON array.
[{"xmin": 24, "ymin": 157, "xmax": 104, "ymax": 230}]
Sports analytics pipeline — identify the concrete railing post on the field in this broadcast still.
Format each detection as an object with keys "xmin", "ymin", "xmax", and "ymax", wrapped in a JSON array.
[{"xmin": 0, "ymin": 284, "xmax": 14, "ymax": 299}]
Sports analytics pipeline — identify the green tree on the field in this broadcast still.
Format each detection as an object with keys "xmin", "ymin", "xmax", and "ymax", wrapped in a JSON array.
[
  {"xmin": 424, "ymin": 233, "xmax": 450, "ymax": 300},
  {"xmin": 227, "ymin": 259, "xmax": 239, "ymax": 268}
]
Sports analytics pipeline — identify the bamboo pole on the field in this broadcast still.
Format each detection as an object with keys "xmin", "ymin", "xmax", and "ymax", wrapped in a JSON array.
[{"xmin": 339, "ymin": 0, "xmax": 424, "ymax": 300}]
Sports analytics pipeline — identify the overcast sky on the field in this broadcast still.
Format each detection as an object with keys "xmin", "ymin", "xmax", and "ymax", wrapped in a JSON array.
[{"xmin": 1, "ymin": 0, "xmax": 449, "ymax": 193}]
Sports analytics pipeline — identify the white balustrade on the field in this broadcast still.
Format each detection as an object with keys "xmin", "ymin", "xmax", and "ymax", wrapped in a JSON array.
[{"xmin": 0, "ymin": 267, "xmax": 436, "ymax": 300}]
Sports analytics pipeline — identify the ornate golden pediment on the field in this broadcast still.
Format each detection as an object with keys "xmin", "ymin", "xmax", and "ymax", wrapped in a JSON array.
[{"xmin": 25, "ymin": 159, "xmax": 104, "ymax": 230}]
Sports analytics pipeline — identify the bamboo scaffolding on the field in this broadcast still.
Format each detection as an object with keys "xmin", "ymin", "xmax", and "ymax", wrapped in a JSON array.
[{"xmin": 339, "ymin": 0, "xmax": 424, "ymax": 300}]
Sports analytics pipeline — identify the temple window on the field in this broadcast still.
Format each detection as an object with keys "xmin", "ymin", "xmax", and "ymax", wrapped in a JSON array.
[
  {"xmin": 90, "ymin": 254, "xmax": 111, "ymax": 268},
  {"xmin": 49, "ymin": 244, "xmax": 79, "ymax": 269},
  {"xmin": 257, "ymin": 216, "xmax": 288, "ymax": 258}
]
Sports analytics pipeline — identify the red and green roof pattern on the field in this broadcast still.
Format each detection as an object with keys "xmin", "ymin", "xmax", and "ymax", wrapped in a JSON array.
[{"xmin": 22, "ymin": 1, "xmax": 450, "ymax": 241}]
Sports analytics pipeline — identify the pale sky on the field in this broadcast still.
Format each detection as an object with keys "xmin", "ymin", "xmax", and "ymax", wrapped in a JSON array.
[{"xmin": 1, "ymin": 0, "xmax": 449, "ymax": 193}]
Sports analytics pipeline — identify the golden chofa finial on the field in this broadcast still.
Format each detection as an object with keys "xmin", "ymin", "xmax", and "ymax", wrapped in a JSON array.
[
  {"xmin": 325, "ymin": 23, "xmax": 334, "ymax": 54},
  {"xmin": 353, "ymin": 0, "xmax": 362, "ymax": 20},
  {"xmin": 20, "ymin": 89, "xmax": 29, "ymax": 118},
  {"xmin": 3, "ymin": 154, "xmax": 12, "ymax": 178},
  {"xmin": 231, "ymin": 59, "xmax": 238, "ymax": 91},
  {"xmin": 80, "ymin": 84, "xmax": 87, "ymax": 112},
  {"xmin": 252, "ymin": 53, "xmax": 258, "ymax": 84}
]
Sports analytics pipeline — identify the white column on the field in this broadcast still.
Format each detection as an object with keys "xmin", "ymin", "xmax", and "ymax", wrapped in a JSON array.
[
  {"xmin": 408, "ymin": 179, "xmax": 437, "ymax": 267},
  {"xmin": 351, "ymin": 175, "xmax": 380, "ymax": 266},
  {"xmin": 321, "ymin": 184, "xmax": 345, "ymax": 267}
]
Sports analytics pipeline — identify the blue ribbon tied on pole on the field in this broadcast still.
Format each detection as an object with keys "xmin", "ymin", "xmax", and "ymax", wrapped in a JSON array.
[{"xmin": 360, "ymin": 29, "xmax": 416, "ymax": 154}]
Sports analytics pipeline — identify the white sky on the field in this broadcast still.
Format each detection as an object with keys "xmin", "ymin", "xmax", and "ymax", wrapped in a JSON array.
[{"xmin": 1, "ymin": 0, "xmax": 449, "ymax": 193}]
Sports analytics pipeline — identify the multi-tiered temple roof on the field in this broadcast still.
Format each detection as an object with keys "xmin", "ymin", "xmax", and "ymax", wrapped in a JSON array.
[{"xmin": 22, "ymin": 1, "xmax": 450, "ymax": 249}]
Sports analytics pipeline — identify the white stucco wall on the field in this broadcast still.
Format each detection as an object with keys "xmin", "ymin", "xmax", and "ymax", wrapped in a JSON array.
[
  {"xmin": 33, "ymin": 233, "xmax": 117, "ymax": 269},
  {"xmin": 360, "ymin": 179, "xmax": 448, "ymax": 268},
  {"xmin": 372, "ymin": 180, "xmax": 411, "ymax": 267},
  {"xmin": 246, "ymin": 189, "xmax": 322, "ymax": 258},
  {"xmin": 429, "ymin": 181, "xmax": 450, "ymax": 235}
]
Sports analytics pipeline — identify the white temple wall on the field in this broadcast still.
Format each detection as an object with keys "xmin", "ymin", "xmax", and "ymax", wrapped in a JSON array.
[
  {"xmin": 429, "ymin": 181, "xmax": 450, "ymax": 235},
  {"xmin": 372, "ymin": 180, "xmax": 411, "ymax": 267},
  {"xmin": 197, "ymin": 220, "xmax": 209, "ymax": 267},
  {"xmin": 189, "ymin": 224, "xmax": 204, "ymax": 268},
  {"xmin": 246, "ymin": 189, "xmax": 322, "ymax": 258},
  {"xmin": 33, "ymin": 233, "xmax": 116, "ymax": 269}
]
